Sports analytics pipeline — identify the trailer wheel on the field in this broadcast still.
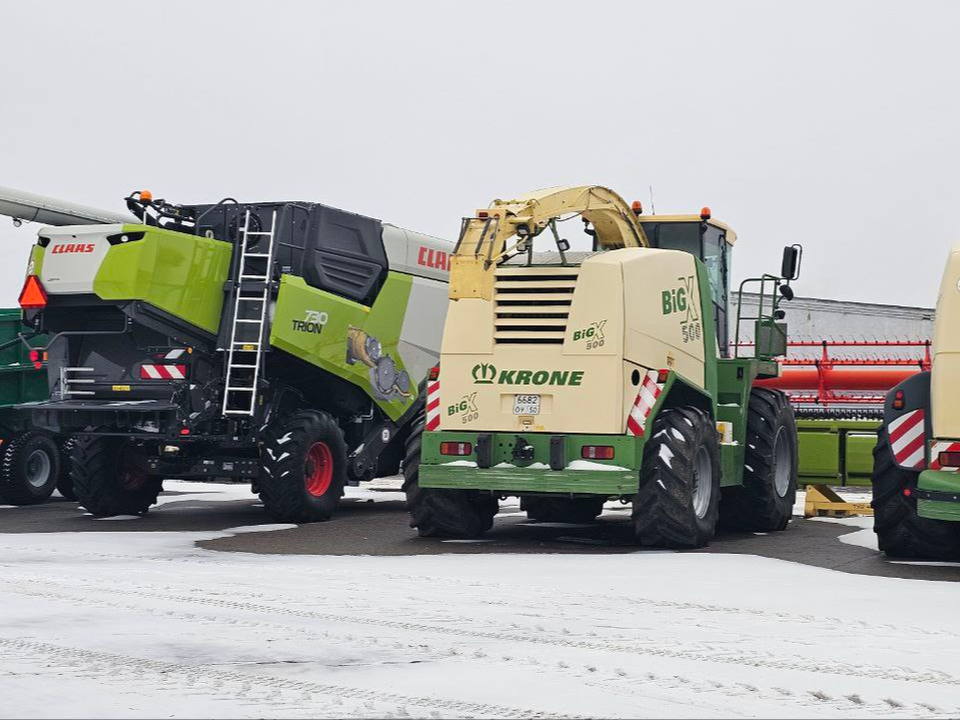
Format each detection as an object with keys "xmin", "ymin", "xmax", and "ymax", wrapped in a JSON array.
[
  {"xmin": 871, "ymin": 428, "xmax": 960, "ymax": 560},
  {"xmin": 258, "ymin": 410, "xmax": 347, "ymax": 523},
  {"xmin": 521, "ymin": 496, "xmax": 606, "ymax": 524},
  {"xmin": 71, "ymin": 437, "xmax": 161, "ymax": 517},
  {"xmin": 402, "ymin": 411, "xmax": 497, "ymax": 538},
  {"xmin": 719, "ymin": 388, "xmax": 798, "ymax": 532},
  {"xmin": 632, "ymin": 406, "xmax": 720, "ymax": 548},
  {"xmin": 0, "ymin": 430, "xmax": 60, "ymax": 505},
  {"xmin": 56, "ymin": 436, "xmax": 77, "ymax": 500}
]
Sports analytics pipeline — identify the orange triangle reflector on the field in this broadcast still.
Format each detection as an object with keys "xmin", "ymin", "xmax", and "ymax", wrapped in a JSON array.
[{"xmin": 18, "ymin": 275, "xmax": 47, "ymax": 309}]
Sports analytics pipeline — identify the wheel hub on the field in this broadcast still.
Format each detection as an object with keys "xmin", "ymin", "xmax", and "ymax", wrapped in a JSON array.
[
  {"xmin": 305, "ymin": 441, "xmax": 334, "ymax": 497},
  {"xmin": 25, "ymin": 449, "xmax": 51, "ymax": 489}
]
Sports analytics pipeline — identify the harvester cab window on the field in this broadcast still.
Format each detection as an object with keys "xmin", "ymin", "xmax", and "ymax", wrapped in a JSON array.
[{"xmin": 702, "ymin": 225, "xmax": 730, "ymax": 357}]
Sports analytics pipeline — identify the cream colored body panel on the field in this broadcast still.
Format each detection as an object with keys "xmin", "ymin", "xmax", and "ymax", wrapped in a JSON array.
[
  {"xmin": 438, "ymin": 248, "xmax": 706, "ymax": 435},
  {"xmin": 931, "ymin": 240, "xmax": 960, "ymax": 439}
]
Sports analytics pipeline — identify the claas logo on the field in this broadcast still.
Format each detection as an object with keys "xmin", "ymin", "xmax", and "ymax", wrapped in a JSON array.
[{"xmin": 50, "ymin": 243, "xmax": 96, "ymax": 254}]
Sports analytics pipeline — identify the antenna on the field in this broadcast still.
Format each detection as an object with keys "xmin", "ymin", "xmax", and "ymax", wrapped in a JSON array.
[{"xmin": 649, "ymin": 185, "xmax": 656, "ymax": 215}]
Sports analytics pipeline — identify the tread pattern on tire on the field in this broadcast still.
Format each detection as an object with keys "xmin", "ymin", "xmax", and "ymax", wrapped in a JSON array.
[
  {"xmin": 71, "ymin": 436, "xmax": 161, "ymax": 517},
  {"xmin": 0, "ymin": 430, "xmax": 59, "ymax": 505},
  {"xmin": 402, "ymin": 404, "xmax": 497, "ymax": 539},
  {"xmin": 632, "ymin": 406, "xmax": 720, "ymax": 548},
  {"xmin": 56, "ymin": 436, "xmax": 77, "ymax": 500},
  {"xmin": 719, "ymin": 388, "xmax": 798, "ymax": 532},
  {"xmin": 258, "ymin": 410, "xmax": 347, "ymax": 523},
  {"xmin": 871, "ymin": 428, "xmax": 960, "ymax": 560}
]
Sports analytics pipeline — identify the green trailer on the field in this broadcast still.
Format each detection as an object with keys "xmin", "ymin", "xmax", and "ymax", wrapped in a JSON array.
[{"xmin": 0, "ymin": 309, "xmax": 70, "ymax": 504}]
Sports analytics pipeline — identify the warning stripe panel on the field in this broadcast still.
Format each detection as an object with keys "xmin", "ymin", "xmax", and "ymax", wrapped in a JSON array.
[
  {"xmin": 626, "ymin": 371, "xmax": 663, "ymax": 437},
  {"xmin": 426, "ymin": 380, "xmax": 441, "ymax": 431},
  {"xmin": 140, "ymin": 364, "xmax": 187, "ymax": 380},
  {"xmin": 890, "ymin": 409, "xmax": 926, "ymax": 470}
]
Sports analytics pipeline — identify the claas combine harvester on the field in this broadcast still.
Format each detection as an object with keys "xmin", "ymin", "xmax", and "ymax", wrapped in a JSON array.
[
  {"xmin": 404, "ymin": 186, "xmax": 803, "ymax": 548},
  {"xmin": 9, "ymin": 187, "xmax": 452, "ymax": 521}
]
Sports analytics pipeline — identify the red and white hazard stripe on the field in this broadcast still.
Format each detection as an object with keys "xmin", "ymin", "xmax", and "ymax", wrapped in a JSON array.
[
  {"xmin": 426, "ymin": 378, "xmax": 441, "ymax": 431},
  {"xmin": 888, "ymin": 409, "xmax": 926, "ymax": 469},
  {"xmin": 626, "ymin": 370, "xmax": 663, "ymax": 437},
  {"xmin": 930, "ymin": 440, "xmax": 960, "ymax": 472},
  {"xmin": 140, "ymin": 363, "xmax": 187, "ymax": 380}
]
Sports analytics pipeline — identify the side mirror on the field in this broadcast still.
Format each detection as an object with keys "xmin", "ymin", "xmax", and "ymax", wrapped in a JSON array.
[
  {"xmin": 781, "ymin": 244, "xmax": 802, "ymax": 280},
  {"xmin": 778, "ymin": 284, "xmax": 794, "ymax": 301},
  {"xmin": 556, "ymin": 238, "xmax": 570, "ymax": 252}
]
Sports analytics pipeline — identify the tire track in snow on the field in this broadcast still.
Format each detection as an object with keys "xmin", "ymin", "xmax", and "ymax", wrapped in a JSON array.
[
  {"xmin": 4, "ymin": 576, "xmax": 958, "ymax": 694},
  {"xmin": 3, "ymin": 578, "xmax": 947, "ymax": 719},
  {"xmin": 0, "ymin": 638, "xmax": 579, "ymax": 720}
]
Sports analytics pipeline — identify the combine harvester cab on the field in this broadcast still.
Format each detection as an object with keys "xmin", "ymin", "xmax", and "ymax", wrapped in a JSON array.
[
  {"xmin": 406, "ymin": 186, "xmax": 803, "ymax": 547},
  {"xmin": 872, "ymin": 238, "xmax": 960, "ymax": 559},
  {"xmin": 17, "ymin": 190, "xmax": 452, "ymax": 521}
]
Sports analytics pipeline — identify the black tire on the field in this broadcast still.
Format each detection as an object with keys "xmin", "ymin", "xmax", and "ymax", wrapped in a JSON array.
[
  {"xmin": 72, "ymin": 436, "xmax": 162, "ymax": 517},
  {"xmin": 402, "ymin": 409, "xmax": 497, "ymax": 538},
  {"xmin": 632, "ymin": 406, "xmax": 721, "ymax": 548},
  {"xmin": 258, "ymin": 410, "xmax": 347, "ymax": 523},
  {"xmin": 871, "ymin": 428, "xmax": 960, "ymax": 560},
  {"xmin": 719, "ymin": 388, "xmax": 798, "ymax": 532},
  {"xmin": 0, "ymin": 430, "xmax": 59, "ymax": 505},
  {"xmin": 521, "ymin": 496, "xmax": 606, "ymax": 523},
  {"xmin": 56, "ymin": 436, "xmax": 77, "ymax": 500}
]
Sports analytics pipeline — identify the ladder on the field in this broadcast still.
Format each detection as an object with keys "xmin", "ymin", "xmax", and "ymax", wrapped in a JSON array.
[{"xmin": 222, "ymin": 209, "xmax": 277, "ymax": 417}]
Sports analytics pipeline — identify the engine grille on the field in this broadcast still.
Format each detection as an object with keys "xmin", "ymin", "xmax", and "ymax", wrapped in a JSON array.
[{"xmin": 494, "ymin": 267, "xmax": 578, "ymax": 344}]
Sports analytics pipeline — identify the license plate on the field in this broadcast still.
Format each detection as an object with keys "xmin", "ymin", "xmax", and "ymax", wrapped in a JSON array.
[{"xmin": 513, "ymin": 394, "xmax": 540, "ymax": 415}]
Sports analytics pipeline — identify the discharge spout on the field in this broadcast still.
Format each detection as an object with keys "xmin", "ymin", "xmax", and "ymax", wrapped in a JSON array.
[{"xmin": 0, "ymin": 185, "xmax": 134, "ymax": 226}]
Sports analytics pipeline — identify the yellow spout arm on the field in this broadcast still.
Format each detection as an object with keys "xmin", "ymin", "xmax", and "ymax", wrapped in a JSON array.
[{"xmin": 449, "ymin": 185, "xmax": 648, "ymax": 300}]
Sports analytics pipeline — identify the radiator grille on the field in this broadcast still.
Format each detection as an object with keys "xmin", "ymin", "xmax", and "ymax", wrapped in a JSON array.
[{"xmin": 494, "ymin": 267, "xmax": 578, "ymax": 344}]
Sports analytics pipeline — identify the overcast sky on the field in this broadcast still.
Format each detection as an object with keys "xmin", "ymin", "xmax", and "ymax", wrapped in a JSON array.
[{"xmin": 1, "ymin": 0, "xmax": 957, "ymax": 308}]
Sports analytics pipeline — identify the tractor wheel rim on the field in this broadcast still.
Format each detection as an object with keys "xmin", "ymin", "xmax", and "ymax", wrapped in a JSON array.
[
  {"xmin": 773, "ymin": 428, "xmax": 792, "ymax": 498},
  {"xmin": 305, "ymin": 442, "xmax": 334, "ymax": 497},
  {"xmin": 25, "ymin": 449, "xmax": 51, "ymax": 488},
  {"xmin": 691, "ymin": 445, "xmax": 713, "ymax": 519},
  {"xmin": 119, "ymin": 449, "xmax": 147, "ymax": 492}
]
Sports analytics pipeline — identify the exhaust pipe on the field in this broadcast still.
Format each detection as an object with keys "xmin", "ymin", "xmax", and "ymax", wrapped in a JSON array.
[{"xmin": 0, "ymin": 185, "xmax": 134, "ymax": 226}]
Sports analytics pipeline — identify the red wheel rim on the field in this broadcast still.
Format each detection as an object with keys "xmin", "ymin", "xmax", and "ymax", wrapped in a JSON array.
[{"xmin": 304, "ymin": 441, "xmax": 334, "ymax": 497}]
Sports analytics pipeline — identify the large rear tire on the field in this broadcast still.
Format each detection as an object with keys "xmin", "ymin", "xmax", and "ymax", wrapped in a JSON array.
[
  {"xmin": 871, "ymin": 428, "xmax": 960, "ymax": 560},
  {"xmin": 521, "ymin": 496, "xmax": 605, "ymax": 523},
  {"xmin": 258, "ymin": 410, "xmax": 347, "ymax": 523},
  {"xmin": 0, "ymin": 430, "xmax": 59, "ymax": 505},
  {"xmin": 403, "ymin": 410, "xmax": 497, "ymax": 538},
  {"xmin": 56, "ymin": 436, "xmax": 77, "ymax": 500},
  {"xmin": 719, "ymin": 388, "xmax": 798, "ymax": 532},
  {"xmin": 72, "ymin": 436, "xmax": 162, "ymax": 517},
  {"xmin": 632, "ymin": 406, "xmax": 721, "ymax": 548}
]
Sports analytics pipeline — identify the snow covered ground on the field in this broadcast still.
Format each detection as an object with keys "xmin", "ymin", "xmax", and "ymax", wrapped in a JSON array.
[{"xmin": 2, "ymin": 482, "xmax": 960, "ymax": 718}]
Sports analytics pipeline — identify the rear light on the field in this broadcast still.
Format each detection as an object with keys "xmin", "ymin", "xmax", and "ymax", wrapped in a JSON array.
[
  {"xmin": 939, "ymin": 451, "xmax": 960, "ymax": 468},
  {"xmin": 657, "ymin": 368, "xmax": 669, "ymax": 383},
  {"xmin": 892, "ymin": 389, "xmax": 905, "ymax": 410},
  {"xmin": 903, "ymin": 487, "xmax": 913, "ymax": 497},
  {"xmin": 440, "ymin": 442, "xmax": 472, "ymax": 456},
  {"xmin": 28, "ymin": 349, "xmax": 47, "ymax": 370},
  {"xmin": 581, "ymin": 445, "xmax": 615, "ymax": 460},
  {"xmin": 180, "ymin": 427, "xmax": 191, "ymax": 436},
  {"xmin": 428, "ymin": 365, "xmax": 440, "ymax": 382},
  {"xmin": 18, "ymin": 275, "xmax": 47, "ymax": 310}
]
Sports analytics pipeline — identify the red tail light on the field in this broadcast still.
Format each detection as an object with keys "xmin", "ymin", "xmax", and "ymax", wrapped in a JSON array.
[
  {"xmin": 18, "ymin": 275, "xmax": 47, "ymax": 310},
  {"xmin": 428, "ymin": 365, "xmax": 440, "ymax": 382},
  {"xmin": 28, "ymin": 349, "xmax": 46, "ymax": 370},
  {"xmin": 939, "ymin": 451, "xmax": 960, "ymax": 468},
  {"xmin": 440, "ymin": 442, "xmax": 472, "ymax": 456},
  {"xmin": 657, "ymin": 368, "xmax": 670, "ymax": 383},
  {"xmin": 892, "ymin": 389, "xmax": 905, "ymax": 410},
  {"xmin": 581, "ymin": 445, "xmax": 615, "ymax": 460}
]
